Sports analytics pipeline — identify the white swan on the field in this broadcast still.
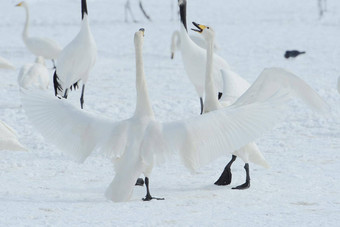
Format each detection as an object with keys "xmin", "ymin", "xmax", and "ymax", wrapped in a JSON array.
[
  {"xmin": 18, "ymin": 56, "xmax": 49, "ymax": 90},
  {"xmin": 193, "ymin": 22, "xmax": 269, "ymax": 189},
  {"xmin": 16, "ymin": 1, "xmax": 61, "ymax": 67},
  {"xmin": 170, "ymin": 30, "xmax": 218, "ymax": 59},
  {"xmin": 0, "ymin": 56, "xmax": 15, "ymax": 70},
  {"xmin": 21, "ymin": 28, "xmax": 328, "ymax": 202},
  {"xmin": 53, "ymin": 0, "xmax": 97, "ymax": 109},
  {"xmin": 176, "ymin": 0, "xmax": 249, "ymax": 114},
  {"xmin": 0, "ymin": 120, "xmax": 26, "ymax": 151}
]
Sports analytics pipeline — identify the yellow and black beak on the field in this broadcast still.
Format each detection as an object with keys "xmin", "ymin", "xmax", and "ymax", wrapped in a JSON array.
[
  {"xmin": 191, "ymin": 22, "xmax": 206, "ymax": 33},
  {"xmin": 16, "ymin": 2, "xmax": 23, "ymax": 7}
]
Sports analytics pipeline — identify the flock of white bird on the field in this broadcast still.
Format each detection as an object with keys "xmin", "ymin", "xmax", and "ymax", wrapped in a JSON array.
[{"xmin": 0, "ymin": 0, "xmax": 333, "ymax": 202}]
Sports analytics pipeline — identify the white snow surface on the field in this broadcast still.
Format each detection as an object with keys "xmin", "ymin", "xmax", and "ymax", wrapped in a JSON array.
[{"xmin": 0, "ymin": 0, "xmax": 339, "ymax": 226}]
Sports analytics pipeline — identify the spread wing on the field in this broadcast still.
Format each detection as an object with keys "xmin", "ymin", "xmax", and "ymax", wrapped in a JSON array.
[
  {"xmin": 143, "ymin": 67, "xmax": 328, "ymax": 171},
  {"xmin": 21, "ymin": 90, "xmax": 128, "ymax": 163}
]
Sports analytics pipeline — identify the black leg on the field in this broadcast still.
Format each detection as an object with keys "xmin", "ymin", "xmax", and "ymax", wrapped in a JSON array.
[
  {"xmin": 214, "ymin": 155, "xmax": 237, "ymax": 186},
  {"xmin": 200, "ymin": 97, "xmax": 203, "ymax": 115},
  {"xmin": 232, "ymin": 163, "xmax": 250, "ymax": 190},
  {"xmin": 142, "ymin": 177, "xmax": 164, "ymax": 201},
  {"xmin": 80, "ymin": 84, "xmax": 85, "ymax": 109}
]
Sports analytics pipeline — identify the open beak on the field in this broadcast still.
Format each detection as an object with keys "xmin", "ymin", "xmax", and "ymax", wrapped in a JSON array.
[
  {"xmin": 16, "ymin": 2, "xmax": 23, "ymax": 7},
  {"xmin": 191, "ymin": 22, "xmax": 206, "ymax": 33}
]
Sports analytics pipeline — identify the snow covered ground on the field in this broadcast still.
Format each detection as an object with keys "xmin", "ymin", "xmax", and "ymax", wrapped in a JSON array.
[{"xmin": 0, "ymin": 0, "xmax": 339, "ymax": 226}]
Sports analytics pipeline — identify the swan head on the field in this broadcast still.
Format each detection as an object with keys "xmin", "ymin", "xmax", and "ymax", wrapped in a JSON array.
[
  {"xmin": 15, "ymin": 1, "xmax": 27, "ymax": 8},
  {"xmin": 191, "ymin": 22, "xmax": 215, "ymax": 41},
  {"xmin": 134, "ymin": 28, "xmax": 145, "ymax": 47}
]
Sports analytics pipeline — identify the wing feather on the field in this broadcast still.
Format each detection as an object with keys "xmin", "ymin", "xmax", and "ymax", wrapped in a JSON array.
[
  {"xmin": 149, "ymin": 68, "xmax": 328, "ymax": 171},
  {"xmin": 21, "ymin": 90, "xmax": 128, "ymax": 163}
]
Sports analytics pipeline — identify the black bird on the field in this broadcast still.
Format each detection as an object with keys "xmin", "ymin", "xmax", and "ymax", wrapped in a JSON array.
[{"xmin": 284, "ymin": 50, "xmax": 306, "ymax": 59}]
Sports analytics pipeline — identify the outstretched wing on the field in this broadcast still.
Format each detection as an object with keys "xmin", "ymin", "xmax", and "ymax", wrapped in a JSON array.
[
  {"xmin": 145, "ymin": 67, "xmax": 328, "ymax": 171},
  {"xmin": 234, "ymin": 67, "xmax": 329, "ymax": 112},
  {"xmin": 21, "ymin": 90, "xmax": 128, "ymax": 163}
]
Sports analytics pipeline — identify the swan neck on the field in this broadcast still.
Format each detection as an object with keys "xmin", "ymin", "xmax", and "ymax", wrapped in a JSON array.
[
  {"xmin": 134, "ymin": 43, "xmax": 153, "ymax": 117},
  {"xmin": 204, "ymin": 38, "xmax": 220, "ymax": 111},
  {"xmin": 22, "ymin": 4, "xmax": 29, "ymax": 38},
  {"xmin": 171, "ymin": 31, "xmax": 180, "ymax": 54}
]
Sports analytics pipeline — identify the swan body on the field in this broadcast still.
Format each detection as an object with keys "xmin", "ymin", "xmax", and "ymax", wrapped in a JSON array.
[
  {"xmin": 0, "ymin": 56, "xmax": 15, "ymax": 70},
  {"xmin": 22, "ymin": 28, "xmax": 328, "ymax": 202},
  {"xmin": 18, "ymin": 56, "xmax": 49, "ymax": 90},
  {"xmin": 193, "ymin": 22, "xmax": 268, "ymax": 188},
  {"xmin": 16, "ymin": 1, "xmax": 61, "ymax": 61},
  {"xmin": 0, "ymin": 120, "xmax": 26, "ymax": 151},
  {"xmin": 53, "ymin": 0, "xmax": 97, "ymax": 109}
]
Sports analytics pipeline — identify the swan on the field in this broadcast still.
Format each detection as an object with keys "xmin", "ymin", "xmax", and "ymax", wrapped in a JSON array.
[
  {"xmin": 170, "ymin": 30, "xmax": 218, "ymax": 59},
  {"xmin": 192, "ymin": 22, "xmax": 269, "ymax": 189},
  {"xmin": 21, "ymin": 28, "xmax": 328, "ymax": 202},
  {"xmin": 53, "ymin": 0, "xmax": 97, "ymax": 109},
  {"xmin": 0, "ymin": 120, "xmax": 26, "ymax": 151},
  {"xmin": 18, "ymin": 56, "xmax": 49, "ymax": 90},
  {"xmin": 176, "ymin": 0, "xmax": 249, "ymax": 114},
  {"xmin": 0, "ymin": 56, "xmax": 15, "ymax": 70},
  {"xmin": 16, "ymin": 1, "xmax": 61, "ymax": 67}
]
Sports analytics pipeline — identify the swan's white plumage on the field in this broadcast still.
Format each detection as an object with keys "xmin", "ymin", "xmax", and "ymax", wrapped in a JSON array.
[
  {"xmin": 17, "ymin": 56, "xmax": 49, "ymax": 90},
  {"xmin": 0, "ymin": 120, "xmax": 26, "ymax": 151},
  {"xmin": 16, "ymin": 1, "xmax": 61, "ymax": 60},
  {"xmin": 21, "ymin": 27, "xmax": 328, "ymax": 202},
  {"xmin": 0, "ymin": 56, "xmax": 15, "ymax": 70},
  {"xmin": 178, "ymin": 24, "xmax": 242, "ymax": 96},
  {"xmin": 55, "ymin": 14, "xmax": 97, "ymax": 96},
  {"xmin": 170, "ymin": 30, "xmax": 218, "ymax": 59}
]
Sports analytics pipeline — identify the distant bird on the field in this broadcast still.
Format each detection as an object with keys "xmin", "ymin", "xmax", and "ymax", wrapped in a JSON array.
[
  {"xmin": 18, "ymin": 56, "xmax": 49, "ymax": 90},
  {"xmin": 175, "ymin": 0, "xmax": 249, "ymax": 114},
  {"xmin": 16, "ymin": 1, "xmax": 62, "ymax": 67},
  {"xmin": 22, "ymin": 28, "xmax": 328, "ymax": 202},
  {"xmin": 192, "ymin": 22, "xmax": 268, "ymax": 189},
  {"xmin": 284, "ymin": 50, "xmax": 306, "ymax": 59},
  {"xmin": 0, "ymin": 120, "xmax": 26, "ymax": 151},
  {"xmin": 53, "ymin": 0, "xmax": 97, "ymax": 109},
  {"xmin": 0, "ymin": 56, "xmax": 15, "ymax": 70}
]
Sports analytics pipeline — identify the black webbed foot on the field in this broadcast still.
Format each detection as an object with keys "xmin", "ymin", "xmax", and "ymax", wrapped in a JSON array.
[
  {"xmin": 142, "ymin": 195, "xmax": 165, "ymax": 201},
  {"xmin": 135, "ymin": 178, "xmax": 144, "ymax": 186},
  {"xmin": 214, "ymin": 168, "xmax": 232, "ymax": 186},
  {"xmin": 232, "ymin": 181, "xmax": 250, "ymax": 190}
]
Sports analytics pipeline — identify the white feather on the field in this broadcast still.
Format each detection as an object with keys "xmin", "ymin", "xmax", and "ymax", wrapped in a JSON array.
[
  {"xmin": 21, "ymin": 29, "xmax": 328, "ymax": 202},
  {"xmin": 0, "ymin": 56, "xmax": 15, "ymax": 70},
  {"xmin": 17, "ymin": 56, "xmax": 49, "ymax": 90},
  {"xmin": 0, "ymin": 120, "xmax": 26, "ymax": 151}
]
